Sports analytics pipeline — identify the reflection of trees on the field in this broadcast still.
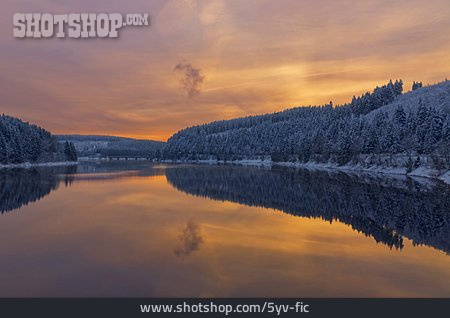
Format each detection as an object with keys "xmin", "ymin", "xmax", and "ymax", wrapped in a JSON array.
[
  {"xmin": 75, "ymin": 161, "xmax": 163, "ymax": 175},
  {"xmin": 2, "ymin": 162, "xmax": 447, "ymax": 254},
  {"xmin": 166, "ymin": 165, "xmax": 450, "ymax": 254},
  {"xmin": 174, "ymin": 221, "xmax": 204, "ymax": 258},
  {"xmin": 0, "ymin": 166, "xmax": 77, "ymax": 214},
  {"xmin": 74, "ymin": 161, "xmax": 165, "ymax": 181},
  {"xmin": 0, "ymin": 162, "xmax": 164, "ymax": 215}
]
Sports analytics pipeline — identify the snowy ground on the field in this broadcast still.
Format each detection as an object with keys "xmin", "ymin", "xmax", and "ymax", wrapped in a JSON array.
[
  {"xmin": 0, "ymin": 161, "xmax": 78, "ymax": 169},
  {"xmin": 273, "ymin": 161, "xmax": 450, "ymax": 185},
  {"xmin": 162, "ymin": 158, "xmax": 450, "ymax": 185}
]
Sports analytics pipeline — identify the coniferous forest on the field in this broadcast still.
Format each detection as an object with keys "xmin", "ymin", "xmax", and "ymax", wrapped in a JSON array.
[
  {"xmin": 0, "ymin": 115, "xmax": 77, "ymax": 165},
  {"xmin": 56, "ymin": 134, "xmax": 163, "ymax": 159},
  {"xmin": 2, "ymin": 80, "xmax": 450, "ymax": 172},
  {"xmin": 163, "ymin": 80, "xmax": 450, "ymax": 170}
]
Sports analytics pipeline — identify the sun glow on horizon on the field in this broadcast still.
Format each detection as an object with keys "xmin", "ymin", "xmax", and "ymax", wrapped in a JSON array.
[{"xmin": 1, "ymin": 0, "xmax": 450, "ymax": 140}]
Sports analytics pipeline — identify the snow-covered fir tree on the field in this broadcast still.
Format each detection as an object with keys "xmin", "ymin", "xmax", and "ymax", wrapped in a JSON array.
[{"xmin": 0, "ymin": 115, "xmax": 77, "ymax": 164}]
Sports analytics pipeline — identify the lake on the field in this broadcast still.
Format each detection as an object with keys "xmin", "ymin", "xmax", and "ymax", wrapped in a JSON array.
[{"xmin": 0, "ymin": 161, "xmax": 449, "ymax": 297}]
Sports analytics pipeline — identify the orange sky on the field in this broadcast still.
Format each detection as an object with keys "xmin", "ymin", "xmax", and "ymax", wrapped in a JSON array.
[{"xmin": 1, "ymin": 0, "xmax": 450, "ymax": 141}]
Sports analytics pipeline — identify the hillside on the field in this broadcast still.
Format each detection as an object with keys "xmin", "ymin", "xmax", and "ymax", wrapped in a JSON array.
[
  {"xmin": 57, "ymin": 135, "xmax": 164, "ymax": 158},
  {"xmin": 0, "ymin": 115, "xmax": 76, "ymax": 165},
  {"xmin": 163, "ymin": 80, "xmax": 450, "ymax": 172}
]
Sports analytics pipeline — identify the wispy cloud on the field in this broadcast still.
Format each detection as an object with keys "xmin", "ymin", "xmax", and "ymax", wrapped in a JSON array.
[
  {"xmin": 1, "ymin": 0, "xmax": 450, "ymax": 140},
  {"xmin": 174, "ymin": 62, "xmax": 205, "ymax": 97}
]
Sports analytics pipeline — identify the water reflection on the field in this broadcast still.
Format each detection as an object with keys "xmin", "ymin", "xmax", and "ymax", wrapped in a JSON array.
[
  {"xmin": 1, "ymin": 162, "xmax": 449, "ymax": 255},
  {"xmin": 0, "ymin": 166, "xmax": 76, "ymax": 214},
  {"xmin": 0, "ymin": 162, "xmax": 448, "ymax": 297},
  {"xmin": 173, "ymin": 221, "xmax": 204, "ymax": 258},
  {"xmin": 165, "ymin": 165, "xmax": 450, "ymax": 254},
  {"xmin": 0, "ymin": 162, "xmax": 165, "ymax": 215}
]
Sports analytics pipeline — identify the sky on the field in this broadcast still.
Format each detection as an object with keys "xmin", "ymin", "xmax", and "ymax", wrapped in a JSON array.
[{"xmin": 1, "ymin": 0, "xmax": 450, "ymax": 141}]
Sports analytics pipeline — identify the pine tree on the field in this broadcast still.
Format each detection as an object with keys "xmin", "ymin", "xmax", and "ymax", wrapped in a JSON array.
[
  {"xmin": 392, "ymin": 106, "xmax": 407, "ymax": 152},
  {"xmin": 69, "ymin": 142, "xmax": 78, "ymax": 162},
  {"xmin": 393, "ymin": 79, "xmax": 403, "ymax": 96},
  {"xmin": 429, "ymin": 111, "xmax": 444, "ymax": 146},
  {"xmin": 337, "ymin": 131, "xmax": 352, "ymax": 165},
  {"xmin": 0, "ymin": 134, "xmax": 7, "ymax": 164},
  {"xmin": 412, "ymin": 81, "xmax": 423, "ymax": 90},
  {"xmin": 394, "ymin": 106, "xmax": 407, "ymax": 127},
  {"xmin": 11, "ymin": 135, "xmax": 24, "ymax": 163},
  {"xmin": 30, "ymin": 135, "xmax": 42, "ymax": 162},
  {"xmin": 64, "ymin": 141, "xmax": 72, "ymax": 161},
  {"xmin": 415, "ymin": 101, "xmax": 429, "ymax": 154}
]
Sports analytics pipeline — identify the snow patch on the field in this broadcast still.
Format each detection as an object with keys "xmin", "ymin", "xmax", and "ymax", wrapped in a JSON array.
[
  {"xmin": 0, "ymin": 161, "xmax": 78, "ymax": 169},
  {"xmin": 163, "ymin": 159, "xmax": 450, "ymax": 185}
]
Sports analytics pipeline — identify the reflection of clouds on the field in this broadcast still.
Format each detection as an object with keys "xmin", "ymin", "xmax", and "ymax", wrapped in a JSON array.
[{"xmin": 174, "ymin": 221, "xmax": 204, "ymax": 258}]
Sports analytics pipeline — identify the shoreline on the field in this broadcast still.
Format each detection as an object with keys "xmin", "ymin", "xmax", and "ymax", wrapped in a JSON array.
[
  {"xmin": 0, "ymin": 161, "xmax": 79, "ymax": 169},
  {"xmin": 30, "ymin": 157, "xmax": 449, "ymax": 186},
  {"xmin": 275, "ymin": 161, "xmax": 450, "ymax": 185},
  {"xmin": 162, "ymin": 158, "xmax": 450, "ymax": 185}
]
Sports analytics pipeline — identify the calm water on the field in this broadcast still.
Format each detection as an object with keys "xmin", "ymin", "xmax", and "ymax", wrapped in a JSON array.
[{"xmin": 0, "ymin": 161, "xmax": 449, "ymax": 297}]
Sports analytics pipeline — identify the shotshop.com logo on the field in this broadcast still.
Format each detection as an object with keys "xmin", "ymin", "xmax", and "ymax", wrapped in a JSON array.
[{"xmin": 13, "ymin": 13, "xmax": 149, "ymax": 38}]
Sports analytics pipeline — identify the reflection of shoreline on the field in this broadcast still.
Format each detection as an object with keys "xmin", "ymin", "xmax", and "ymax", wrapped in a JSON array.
[
  {"xmin": 0, "ymin": 162, "xmax": 164, "ymax": 215},
  {"xmin": 0, "ymin": 161, "xmax": 78, "ymax": 170},
  {"xmin": 161, "ymin": 159, "xmax": 450, "ymax": 185},
  {"xmin": 165, "ymin": 165, "xmax": 450, "ymax": 254},
  {"xmin": 0, "ymin": 166, "xmax": 77, "ymax": 214},
  {"xmin": 2, "ymin": 162, "xmax": 448, "ymax": 255}
]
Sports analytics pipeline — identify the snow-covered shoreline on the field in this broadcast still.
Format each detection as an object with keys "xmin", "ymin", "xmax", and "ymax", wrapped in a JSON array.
[
  {"xmin": 0, "ymin": 161, "xmax": 78, "ymax": 169},
  {"xmin": 274, "ymin": 161, "xmax": 450, "ymax": 185},
  {"xmin": 162, "ymin": 158, "xmax": 450, "ymax": 185},
  {"xmin": 11, "ymin": 157, "xmax": 446, "ymax": 185}
]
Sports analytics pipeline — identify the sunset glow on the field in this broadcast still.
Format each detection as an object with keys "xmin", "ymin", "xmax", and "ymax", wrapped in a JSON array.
[{"xmin": 1, "ymin": 0, "xmax": 450, "ymax": 140}]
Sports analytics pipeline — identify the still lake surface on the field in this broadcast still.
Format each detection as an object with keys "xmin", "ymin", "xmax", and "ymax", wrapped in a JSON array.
[{"xmin": 0, "ymin": 161, "xmax": 449, "ymax": 297}]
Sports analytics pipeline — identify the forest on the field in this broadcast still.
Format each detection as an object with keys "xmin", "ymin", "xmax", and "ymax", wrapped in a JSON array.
[
  {"xmin": 0, "ymin": 115, "xmax": 77, "ymax": 165},
  {"xmin": 57, "ymin": 134, "xmax": 164, "ymax": 159},
  {"xmin": 163, "ymin": 80, "xmax": 450, "ymax": 170},
  {"xmin": 2, "ymin": 80, "xmax": 450, "ymax": 171}
]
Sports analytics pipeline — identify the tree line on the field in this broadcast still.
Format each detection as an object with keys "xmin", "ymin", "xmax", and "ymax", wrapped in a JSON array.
[
  {"xmin": 163, "ymin": 80, "xmax": 450, "ymax": 169},
  {"xmin": 0, "ymin": 115, "xmax": 77, "ymax": 164}
]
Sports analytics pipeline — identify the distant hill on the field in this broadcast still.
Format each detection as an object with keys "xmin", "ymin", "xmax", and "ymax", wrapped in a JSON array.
[
  {"xmin": 163, "ymin": 80, "xmax": 450, "ymax": 170},
  {"xmin": 0, "ymin": 115, "xmax": 76, "ymax": 165},
  {"xmin": 56, "ymin": 134, "xmax": 164, "ymax": 158}
]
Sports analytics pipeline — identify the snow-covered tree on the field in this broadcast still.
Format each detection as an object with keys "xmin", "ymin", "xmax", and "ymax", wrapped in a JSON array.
[
  {"xmin": 162, "ymin": 80, "xmax": 449, "ymax": 168},
  {"xmin": 0, "ymin": 115, "xmax": 75, "ymax": 164}
]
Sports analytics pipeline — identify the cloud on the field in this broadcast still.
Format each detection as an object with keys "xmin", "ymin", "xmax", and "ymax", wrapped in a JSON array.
[
  {"xmin": 2, "ymin": 0, "xmax": 450, "ymax": 141},
  {"xmin": 173, "ymin": 221, "xmax": 204, "ymax": 258},
  {"xmin": 174, "ymin": 62, "xmax": 205, "ymax": 97}
]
